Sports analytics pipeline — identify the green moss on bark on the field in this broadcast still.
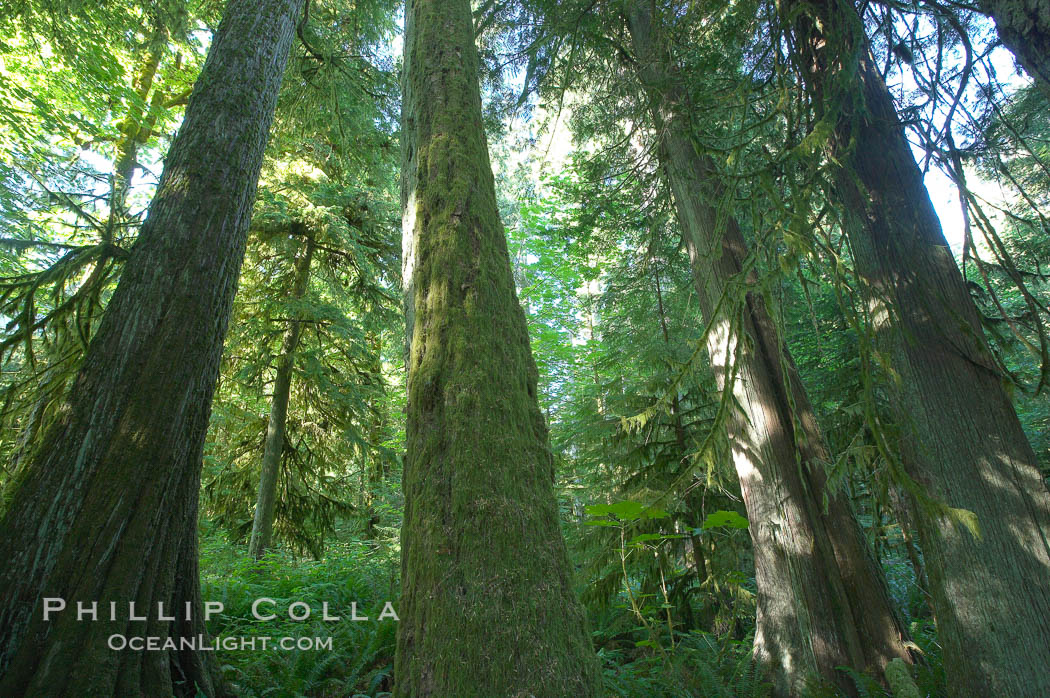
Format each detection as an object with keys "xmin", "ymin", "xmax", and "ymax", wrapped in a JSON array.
[
  {"xmin": 0, "ymin": 0, "xmax": 303, "ymax": 694},
  {"xmin": 394, "ymin": 1, "xmax": 601, "ymax": 696}
]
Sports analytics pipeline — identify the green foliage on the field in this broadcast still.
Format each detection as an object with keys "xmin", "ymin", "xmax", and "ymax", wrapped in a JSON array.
[
  {"xmin": 587, "ymin": 500, "xmax": 671, "ymax": 521},
  {"xmin": 495, "ymin": 129, "xmax": 758, "ymax": 674},
  {"xmin": 909, "ymin": 618, "xmax": 948, "ymax": 696},
  {"xmin": 5, "ymin": 0, "xmax": 1047, "ymax": 694},
  {"xmin": 200, "ymin": 0, "xmax": 403, "ymax": 556},
  {"xmin": 701, "ymin": 511, "xmax": 749, "ymax": 530},
  {"xmin": 199, "ymin": 532, "xmax": 399, "ymax": 697},
  {"xmin": 593, "ymin": 621, "xmax": 771, "ymax": 698},
  {"xmin": 0, "ymin": 0, "xmax": 208, "ymax": 483}
]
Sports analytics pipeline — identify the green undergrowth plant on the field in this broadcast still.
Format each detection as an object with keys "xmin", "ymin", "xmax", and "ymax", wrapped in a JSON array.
[
  {"xmin": 196, "ymin": 519, "xmax": 943, "ymax": 697},
  {"xmin": 589, "ymin": 592, "xmax": 770, "ymax": 698},
  {"xmin": 909, "ymin": 617, "xmax": 947, "ymax": 697},
  {"xmin": 199, "ymin": 534, "xmax": 399, "ymax": 697}
]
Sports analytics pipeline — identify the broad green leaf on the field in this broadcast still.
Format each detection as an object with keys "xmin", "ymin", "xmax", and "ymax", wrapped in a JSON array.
[
  {"xmin": 627, "ymin": 533, "xmax": 686, "ymax": 546},
  {"xmin": 701, "ymin": 510, "xmax": 749, "ymax": 529},
  {"xmin": 584, "ymin": 500, "xmax": 670, "ymax": 521}
]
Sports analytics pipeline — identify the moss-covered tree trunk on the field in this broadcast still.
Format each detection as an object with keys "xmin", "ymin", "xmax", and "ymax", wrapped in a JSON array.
[
  {"xmin": 786, "ymin": 1, "xmax": 1050, "ymax": 694},
  {"xmin": 0, "ymin": 0, "xmax": 302, "ymax": 694},
  {"xmin": 111, "ymin": 21, "xmax": 169, "ymax": 219},
  {"xmin": 625, "ymin": 3, "xmax": 911, "ymax": 693},
  {"xmin": 395, "ymin": 0, "xmax": 601, "ymax": 695},
  {"xmin": 249, "ymin": 236, "xmax": 314, "ymax": 559},
  {"xmin": 977, "ymin": 0, "xmax": 1050, "ymax": 99}
]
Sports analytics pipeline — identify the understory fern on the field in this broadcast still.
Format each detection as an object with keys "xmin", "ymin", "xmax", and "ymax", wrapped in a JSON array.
[{"xmin": 199, "ymin": 536, "xmax": 398, "ymax": 697}]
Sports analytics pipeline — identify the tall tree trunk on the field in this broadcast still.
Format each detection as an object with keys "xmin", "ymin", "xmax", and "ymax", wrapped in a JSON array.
[
  {"xmin": 786, "ymin": 1, "xmax": 1050, "ymax": 694},
  {"xmin": 111, "ymin": 22, "xmax": 169, "ymax": 221},
  {"xmin": 248, "ymin": 236, "xmax": 315, "ymax": 559},
  {"xmin": 363, "ymin": 331, "xmax": 385, "ymax": 539},
  {"xmin": 977, "ymin": 0, "xmax": 1050, "ymax": 99},
  {"xmin": 624, "ymin": 3, "xmax": 911, "ymax": 693},
  {"xmin": 395, "ymin": 0, "xmax": 601, "ymax": 695},
  {"xmin": 0, "ymin": 0, "xmax": 302, "ymax": 694}
]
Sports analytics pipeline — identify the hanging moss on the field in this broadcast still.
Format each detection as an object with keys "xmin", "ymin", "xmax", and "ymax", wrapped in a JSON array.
[{"xmin": 787, "ymin": 0, "xmax": 1050, "ymax": 694}]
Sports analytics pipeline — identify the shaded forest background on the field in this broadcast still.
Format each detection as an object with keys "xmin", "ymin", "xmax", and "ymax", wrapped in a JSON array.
[{"xmin": 1, "ymin": 0, "xmax": 1049, "ymax": 695}]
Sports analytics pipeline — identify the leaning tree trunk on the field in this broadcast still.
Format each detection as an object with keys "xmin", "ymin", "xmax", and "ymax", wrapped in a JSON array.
[
  {"xmin": 625, "ymin": 3, "xmax": 911, "ymax": 693},
  {"xmin": 248, "ymin": 236, "xmax": 314, "ymax": 559},
  {"xmin": 394, "ymin": 0, "xmax": 602, "ymax": 695},
  {"xmin": 0, "ymin": 0, "xmax": 302, "ymax": 694},
  {"xmin": 111, "ymin": 21, "xmax": 169, "ymax": 220},
  {"xmin": 786, "ymin": 1, "xmax": 1050, "ymax": 694},
  {"xmin": 977, "ymin": 0, "xmax": 1050, "ymax": 99}
]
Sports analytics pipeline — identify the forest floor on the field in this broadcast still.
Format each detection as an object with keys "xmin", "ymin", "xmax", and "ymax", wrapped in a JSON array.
[{"xmin": 199, "ymin": 532, "xmax": 946, "ymax": 697}]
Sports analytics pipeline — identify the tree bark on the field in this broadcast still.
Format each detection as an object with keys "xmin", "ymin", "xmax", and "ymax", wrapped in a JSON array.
[
  {"xmin": 395, "ymin": 0, "xmax": 601, "ymax": 695},
  {"xmin": 362, "ymin": 331, "xmax": 385, "ymax": 539},
  {"xmin": 248, "ymin": 236, "xmax": 314, "ymax": 560},
  {"xmin": 111, "ymin": 22, "xmax": 169, "ymax": 220},
  {"xmin": 625, "ymin": 3, "xmax": 911, "ymax": 693},
  {"xmin": 785, "ymin": 1, "xmax": 1050, "ymax": 694},
  {"xmin": 978, "ymin": 0, "xmax": 1050, "ymax": 100},
  {"xmin": 0, "ymin": 0, "xmax": 302, "ymax": 694}
]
